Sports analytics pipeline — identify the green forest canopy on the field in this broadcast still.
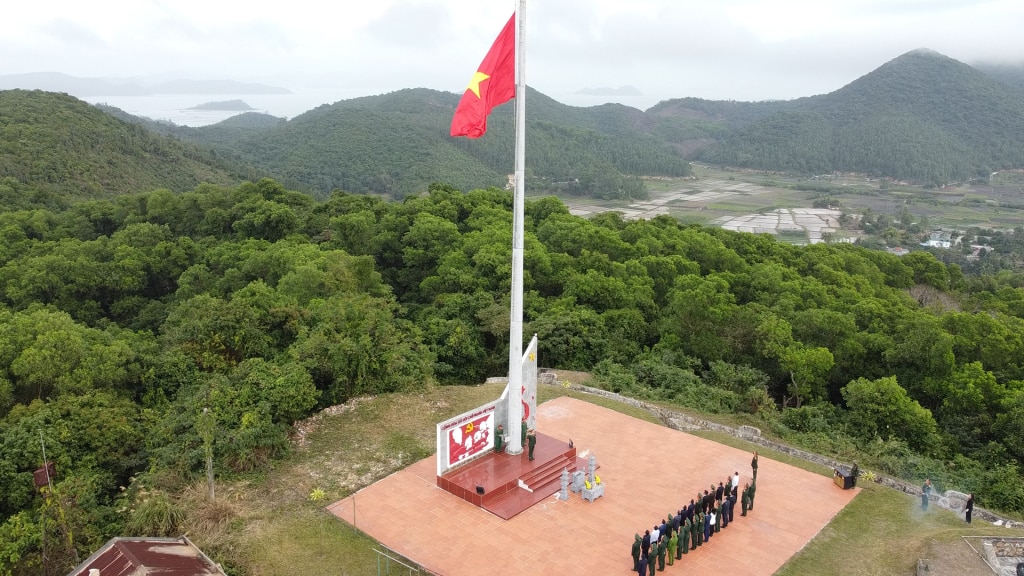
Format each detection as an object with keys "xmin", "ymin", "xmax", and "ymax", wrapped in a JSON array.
[{"xmin": 3, "ymin": 179, "xmax": 1024, "ymax": 573}]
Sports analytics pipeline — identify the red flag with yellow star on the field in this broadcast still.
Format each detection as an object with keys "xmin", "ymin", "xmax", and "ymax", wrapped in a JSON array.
[{"xmin": 450, "ymin": 13, "xmax": 516, "ymax": 138}]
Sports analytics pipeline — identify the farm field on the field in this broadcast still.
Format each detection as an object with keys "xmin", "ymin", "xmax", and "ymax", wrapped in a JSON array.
[{"xmin": 542, "ymin": 165, "xmax": 1024, "ymax": 244}]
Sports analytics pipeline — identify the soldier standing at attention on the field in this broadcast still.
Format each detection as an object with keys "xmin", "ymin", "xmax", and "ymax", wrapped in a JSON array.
[
  {"xmin": 637, "ymin": 552, "xmax": 649, "ymax": 576},
  {"xmin": 631, "ymin": 533, "xmax": 642, "ymax": 571},
  {"xmin": 667, "ymin": 529, "xmax": 676, "ymax": 567},
  {"xmin": 695, "ymin": 510, "xmax": 704, "ymax": 547},
  {"xmin": 752, "ymin": 450, "xmax": 759, "ymax": 481},
  {"xmin": 526, "ymin": 428, "xmax": 537, "ymax": 461},
  {"xmin": 741, "ymin": 482, "xmax": 750, "ymax": 516},
  {"xmin": 748, "ymin": 479, "xmax": 757, "ymax": 511}
]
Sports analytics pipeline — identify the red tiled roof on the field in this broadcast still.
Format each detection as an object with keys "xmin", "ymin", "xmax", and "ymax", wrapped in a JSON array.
[{"xmin": 67, "ymin": 536, "xmax": 225, "ymax": 576}]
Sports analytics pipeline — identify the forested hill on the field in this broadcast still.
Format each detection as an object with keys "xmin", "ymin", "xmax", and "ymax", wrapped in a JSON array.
[
  {"xmin": 974, "ymin": 62, "xmax": 1024, "ymax": 92},
  {"xmin": 694, "ymin": 50, "xmax": 1024, "ymax": 183},
  {"xmin": 172, "ymin": 87, "xmax": 691, "ymax": 198},
  {"xmin": 0, "ymin": 90, "xmax": 249, "ymax": 200},
  {"xmin": 6, "ymin": 179, "xmax": 1024, "ymax": 573}
]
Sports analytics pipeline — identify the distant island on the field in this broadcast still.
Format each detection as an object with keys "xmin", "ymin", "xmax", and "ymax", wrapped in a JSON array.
[
  {"xmin": 187, "ymin": 99, "xmax": 256, "ymax": 111},
  {"xmin": 575, "ymin": 85, "xmax": 644, "ymax": 97}
]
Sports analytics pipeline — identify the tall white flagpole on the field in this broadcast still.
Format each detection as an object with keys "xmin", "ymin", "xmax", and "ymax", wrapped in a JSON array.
[{"xmin": 505, "ymin": 0, "xmax": 527, "ymax": 455}]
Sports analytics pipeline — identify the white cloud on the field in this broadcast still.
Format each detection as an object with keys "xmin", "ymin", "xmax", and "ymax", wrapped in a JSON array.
[{"xmin": 3, "ymin": 0, "xmax": 1024, "ymax": 106}]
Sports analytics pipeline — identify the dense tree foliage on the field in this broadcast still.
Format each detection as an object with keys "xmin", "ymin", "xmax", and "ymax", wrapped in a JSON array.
[
  {"xmin": 4, "ymin": 178, "xmax": 1024, "ymax": 573},
  {"xmin": 0, "ymin": 91, "xmax": 248, "ymax": 200}
]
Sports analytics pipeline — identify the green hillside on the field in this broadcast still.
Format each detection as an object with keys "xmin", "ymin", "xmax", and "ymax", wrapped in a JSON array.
[
  {"xmin": 0, "ymin": 90, "xmax": 249, "ymax": 199},
  {"xmin": 695, "ymin": 50, "xmax": 1024, "ymax": 183},
  {"xmin": 171, "ymin": 87, "xmax": 690, "ymax": 198}
]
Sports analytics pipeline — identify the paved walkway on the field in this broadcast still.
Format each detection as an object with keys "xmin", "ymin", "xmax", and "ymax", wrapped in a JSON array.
[{"xmin": 327, "ymin": 396, "xmax": 859, "ymax": 575}]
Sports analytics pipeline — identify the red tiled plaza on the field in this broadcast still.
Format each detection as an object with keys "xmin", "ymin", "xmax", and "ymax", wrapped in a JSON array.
[{"xmin": 328, "ymin": 396, "xmax": 859, "ymax": 575}]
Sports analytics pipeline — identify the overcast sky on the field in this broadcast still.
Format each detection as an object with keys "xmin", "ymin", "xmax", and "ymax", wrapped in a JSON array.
[{"xmin": 5, "ymin": 0, "xmax": 1024, "ymax": 109}]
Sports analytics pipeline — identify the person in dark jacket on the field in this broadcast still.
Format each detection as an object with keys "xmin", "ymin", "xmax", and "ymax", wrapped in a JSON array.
[
  {"xmin": 964, "ymin": 493, "xmax": 975, "ymax": 524},
  {"xmin": 741, "ymin": 483, "xmax": 750, "ymax": 516},
  {"xmin": 641, "ymin": 529, "xmax": 651, "ymax": 558},
  {"xmin": 637, "ymin": 552, "xmax": 649, "ymax": 576}
]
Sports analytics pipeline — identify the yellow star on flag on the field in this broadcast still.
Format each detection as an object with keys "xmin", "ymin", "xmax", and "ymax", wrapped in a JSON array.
[
  {"xmin": 466, "ymin": 71, "xmax": 490, "ymax": 99},
  {"xmin": 529, "ymin": 352, "xmax": 536, "ymax": 361}
]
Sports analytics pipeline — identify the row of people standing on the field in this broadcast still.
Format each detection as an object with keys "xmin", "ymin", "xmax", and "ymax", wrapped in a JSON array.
[{"xmin": 632, "ymin": 470, "xmax": 757, "ymax": 575}]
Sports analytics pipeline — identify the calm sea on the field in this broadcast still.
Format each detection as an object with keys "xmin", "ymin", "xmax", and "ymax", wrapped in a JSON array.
[
  {"xmin": 80, "ymin": 89, "xmax": 659, "ymax": 127},
  {"xmin": 80, "ymin": 88, "xmax": 370, "ymax": 127}
]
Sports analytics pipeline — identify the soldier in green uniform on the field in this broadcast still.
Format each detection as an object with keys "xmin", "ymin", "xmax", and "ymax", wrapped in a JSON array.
[
  {"xmin": 521, "ymin": 419, "xmax": 528, "ymax": 447},
  {"xmin": 748, "ymin": 479, "xmax": 757, "ymax": 511},
  {"xmin": 695, "ymin": 510, "xmax": 704, "ymax": 547},
  {"xmin": 494, "ymin": 424, "xmax": 505, "ymax": 452},
  {"xmin": 656, "ymin": 535, "xmax": 667, "ymax": 571},
  {"xmin": 667, "ymin": 530, "xmax": 676, "ymax": 566},
  {"xmin": 752, "ymin": 450, "xmax": 759, "ymax": 480},
  {"xmin": 741, "ymin": 482, "xmax": 750, "ymax": 516},
  {"xmin": 527, "ymin": 428, "xmax": 537, "ymax": 461},
  {"xmin": 632, "ymin": 533, "xmax": 642, "ymax": 571},
  {"xmin": 648, "ymin": 542, "xmax": 657, "ymax": 576},
  {"xmin": 682, "ymin": 516, "xmax": 691, "ymax": 554}
]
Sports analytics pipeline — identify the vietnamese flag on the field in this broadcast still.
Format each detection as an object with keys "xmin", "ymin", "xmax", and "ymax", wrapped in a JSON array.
[{"xmin": 450, "ymin": 13, "xmax": 516, "ymax": 138}]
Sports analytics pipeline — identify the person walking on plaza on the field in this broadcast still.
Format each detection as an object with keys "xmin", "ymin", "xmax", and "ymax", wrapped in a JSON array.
[
  {"xmin": 632, "ymin": 533, "xmax": 642, "ymax": 571},
  {"xmin": 964, "ymin": 493, "xmax": 975, "ymax": 523},
  {"xmin": 921, "ymin": 479, "xmax": 932, "ymax": 510},
  {"xmin": 752, "ymin": 450, "xmax": 759, "ymax": 481}
]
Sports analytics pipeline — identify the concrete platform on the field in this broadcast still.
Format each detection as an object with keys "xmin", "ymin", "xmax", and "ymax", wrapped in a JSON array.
[
  {"xmin": 328, "ymin": 396, "xmax": 859, "ymax": 575},
  {"xmin": 437, "ymin": 431, "xmax": 588, "ymax": 519}
]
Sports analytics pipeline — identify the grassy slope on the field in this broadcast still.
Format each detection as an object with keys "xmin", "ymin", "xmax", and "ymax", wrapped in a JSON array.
[{"xmin": 192, "ymin": 382, "xmax": 1015, "ymax": 575}]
